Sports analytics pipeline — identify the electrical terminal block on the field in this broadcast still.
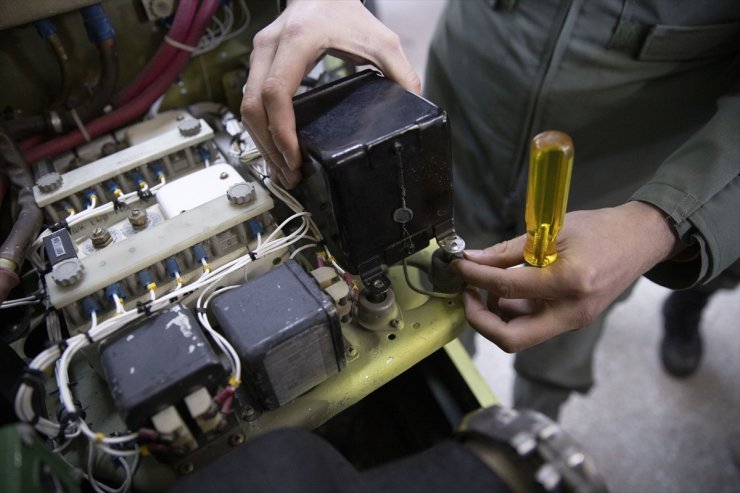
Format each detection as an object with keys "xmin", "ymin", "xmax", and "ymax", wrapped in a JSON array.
[
  {"xmin": 310, "ymin": 267, "xmax": 352, "ymax": 322},
  {"xmin": 196, "ymin": 146, "xmax": 211, "ymax": 164},
  {"xmin": 325, "ymin": 280, "xmax": 352, "ymax": 323},
  {"xmin": 33, "ymin": 117, "xmax": 214, "ymax": 208},
  {"xmin": 81, "ymin": 296, "xmax": 100, "ymax": 317},
  {"xmin": 151, "ymin": 406, "xmax": 198, "ymax": 455},
  {"xmin": 184, "ymin": 387, "xmax": 224, "ymax": 436},
  {"xmin": 310, "ymin": 266, "xmax": 341, "ymax": 290}
]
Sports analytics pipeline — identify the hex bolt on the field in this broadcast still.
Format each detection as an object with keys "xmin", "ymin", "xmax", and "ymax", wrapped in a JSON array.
[
  {"xmin": 91, "ymin": 227, "xmax": 112, "ymax": 249},
  {"xmin": 228, "ymin": 433, "xmax": 246, "ymax": 447},
  {"xmin": 373, "ymin": 279, "xmax": 384, "ymax": 289},
  {"xmin": 101, "ymin": 142, "xmax": 118, "ymax": 156},
  {"xmin": 128, "ymin": 208, "xmax": 149, "ymax": 230}
]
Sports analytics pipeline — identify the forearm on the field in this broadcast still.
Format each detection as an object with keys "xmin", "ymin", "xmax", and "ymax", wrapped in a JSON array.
[
  {"xmin": 631, "ymin": 89, "xmax": 740, "ymax": 287},
  {"xmin": 617, "ymin": 201, "xmax": 684, "ymax": 277}
]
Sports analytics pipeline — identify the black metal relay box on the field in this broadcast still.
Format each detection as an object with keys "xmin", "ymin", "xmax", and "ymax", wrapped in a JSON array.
[
  {"xmin": 99, "ymin": 305, "xmax": 225, "ymax": 429},
  {"xmin": 210, "ymin": 259, "xmax": 344, "ymax": 411},
  {"xmin": 293, "ymin": 70, "xmax": 455, "ymax": 285}
]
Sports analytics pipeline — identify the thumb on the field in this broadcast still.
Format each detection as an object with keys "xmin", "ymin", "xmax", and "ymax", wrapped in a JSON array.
[{"xmin": 463, "ymin": 235, "xmax": 527, "ymax": 268}]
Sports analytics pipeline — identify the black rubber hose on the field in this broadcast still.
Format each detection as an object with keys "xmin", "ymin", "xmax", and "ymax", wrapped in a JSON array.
[
  {"xmin": 0, "ymin": 124, "xmax": 43, "ymax": 268},
  {"xmin": 6, "ymin": 37, "xmax": 119, "ymax": 139},
  {"xmin": 60, "ymin": 37, "xmax": 119, "ymax": 130}
]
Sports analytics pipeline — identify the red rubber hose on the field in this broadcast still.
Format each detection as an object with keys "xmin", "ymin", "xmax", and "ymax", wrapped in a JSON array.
[
  {"xmin": 23, "ymin": 0, "xmax": 220, "ymax": 165},
  {"xmin": 113, "ymin": 0, "xmax": 197, "ymax": 106}
]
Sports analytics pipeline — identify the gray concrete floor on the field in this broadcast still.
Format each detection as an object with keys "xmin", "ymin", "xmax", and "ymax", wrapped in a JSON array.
[{"xmin": 376, "ymin": 1, "xmax": 740, "ymax": 491}]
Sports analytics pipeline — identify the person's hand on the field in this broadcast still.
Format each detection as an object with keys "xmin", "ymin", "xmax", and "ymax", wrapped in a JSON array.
[
  {"xmin": 241, "ymin": 0, "xmax": 421, "ymax": 188},
  {"xmin": 451, "ymin": 202, "xmax": 682, "ymax": 352}
]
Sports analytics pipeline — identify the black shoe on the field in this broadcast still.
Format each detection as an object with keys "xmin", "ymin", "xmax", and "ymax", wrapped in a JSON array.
[{"xmin": 660, "ymin": 290, "xmax": 709, "ymax": 378}]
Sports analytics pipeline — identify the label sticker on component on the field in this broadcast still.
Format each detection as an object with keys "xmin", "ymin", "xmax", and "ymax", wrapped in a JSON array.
[{"xmin": 51, "ymin": 236, "xmax": 66, "ymax": 257}]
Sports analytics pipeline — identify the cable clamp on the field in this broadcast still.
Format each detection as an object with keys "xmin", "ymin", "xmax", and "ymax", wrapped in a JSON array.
[
  {"xmin": 84, "ymin": 331, "xmax": 95, "ymax": 344},
  {"xmin": 56, "ymin": 411, "xmax": 80, "ymax": 442},
  {"xmin": 69, "ymin": 108, "xmax": 91, "ymax": 142},
  {"xmin": 20, "ymin": 368, "xmax": 45, "ymax": 389},
  {"xmin": 246, "ymin": 244, "xmax": 257, "ymax": 261},
  {"xmin": 50, "ymin": 219, "xmax": 69, "ymax": 232},
  {"xmin": 137, "ymin": 188, "xmax": 153, "ymax": 202},
  {"xmin": 136, "ymin": 300, "xmax": 152, "ymax": 316},
  {"xmin": 164, "ymin": 35, "xmax": 196, "ymax": 53}
]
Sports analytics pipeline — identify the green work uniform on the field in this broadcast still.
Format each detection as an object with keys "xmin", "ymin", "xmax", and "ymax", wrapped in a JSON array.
[{"xmin": 423, "ymin": 0, "xmax": 740, "ymax": 414}]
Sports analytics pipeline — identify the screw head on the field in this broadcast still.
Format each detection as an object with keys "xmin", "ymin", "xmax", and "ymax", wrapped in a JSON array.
[
  {"xmin": 177, "ymin": 462, "xmax": 194, "ymax": 475},
  {"xmin": 242, "ymin": 407, "xmax": 258, "ymax": 421},
  {"xmin": 228, "ymin": 433, "xmax": 246, "ymax": 446}
]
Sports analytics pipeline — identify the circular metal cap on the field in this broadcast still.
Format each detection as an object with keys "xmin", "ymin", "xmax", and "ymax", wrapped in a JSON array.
[
  {"xmin": 37, "ymin": 172, "xmax": 63, "ymax": 193},
  {"xmin": 177, "ymin": 119, "xmax": 201, "ymax": 137},
  {"xmin": 226, "ymin": 182, "xmax": 256, "ymax": 206},
  {"xmin": 393, "ymin": 207, "xmax": 414, "ymax": 224},
  {"xmin": 51, "ymin": 258, "xmax": 85, "ymax": 287}
]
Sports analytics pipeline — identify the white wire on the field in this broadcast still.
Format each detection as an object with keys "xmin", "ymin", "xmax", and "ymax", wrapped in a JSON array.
[
  {"xmin": 86, "ymin": 436, "xmax": 138, "ymax": 493},
  {"xmin": 16, "ymin": 149, "xmax": 340, "ymax": 483},
  {"xmin": 0, "ymin": 299, "xmax": 39, "ymax": 309},
  {"xmin": 290, "ymin": 243, "xmax": 318, "ymax": 259},
  {"xmin": 28, "ymin": 175, "xmax": 168, "ymax": 260},
  {"xmin": 196, "ymin": 285, "xmax": 241, "ymax": 383},
  {"xmin": 193, "ymin": 0, "xmax": 251, "ymax": 56},
  {"xmin": 113, "ymin": 295, "xmax": 125, "ymax": 314}
]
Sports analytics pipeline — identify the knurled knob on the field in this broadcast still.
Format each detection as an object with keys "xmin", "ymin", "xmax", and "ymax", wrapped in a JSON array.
[
  {"xmin": 177, "ymin": 119, "xmax": 201, "ymax": 137},
  {"xmin": 37, "ymin": 172, "xmax": 63, "ymax": 193},
  {"xmin": 226, "ymin": 182, "xmax": 256, "ymax": 206},
  {"xmin": 51, "ymin": 258, "xmax": 85, "ymax": 287}
]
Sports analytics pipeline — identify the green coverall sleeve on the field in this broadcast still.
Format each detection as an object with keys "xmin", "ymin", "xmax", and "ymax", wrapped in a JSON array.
[{"xmin": 631, "ymin": 85, "xmax": 740, "ymax": 289}]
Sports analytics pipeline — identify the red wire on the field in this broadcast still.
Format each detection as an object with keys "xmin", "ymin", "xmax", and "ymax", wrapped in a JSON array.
[
  {"xmin": 113, "ymin": 0, "xmax": 197, "ymax": 107},
  {"xmin": 23, "ymin": 0, "xmax": 221, "ymax": 165}
]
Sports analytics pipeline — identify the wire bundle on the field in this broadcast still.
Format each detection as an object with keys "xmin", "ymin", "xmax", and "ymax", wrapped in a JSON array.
[{"xmin": 13, "ymin": 169, "xmax": 344, "ymax": 491}]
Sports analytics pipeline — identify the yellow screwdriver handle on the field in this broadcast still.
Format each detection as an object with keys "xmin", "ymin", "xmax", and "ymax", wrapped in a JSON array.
[{"xmin": 523, "ymin": 131, "xmax": 574, "ymax": 267}]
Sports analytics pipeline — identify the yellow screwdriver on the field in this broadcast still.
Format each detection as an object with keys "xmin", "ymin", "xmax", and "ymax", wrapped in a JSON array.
[{"xmin": 523, "ymin": 131, "xmax": 574, "ymax": 267}]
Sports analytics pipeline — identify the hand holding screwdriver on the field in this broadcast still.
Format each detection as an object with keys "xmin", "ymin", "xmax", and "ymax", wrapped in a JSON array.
[{"xmin": 451, "ymin": 131, "xmax": 682, "ymax": 352}]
